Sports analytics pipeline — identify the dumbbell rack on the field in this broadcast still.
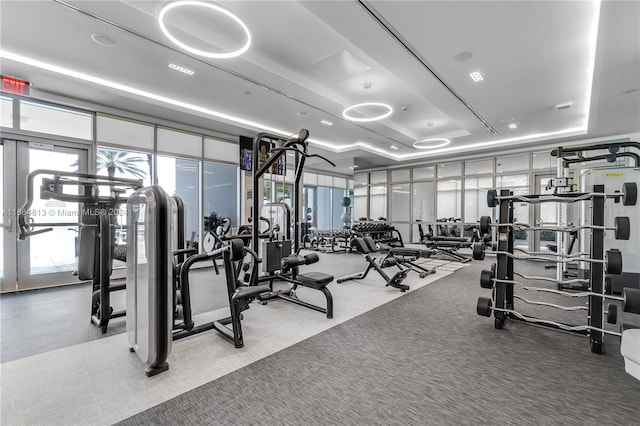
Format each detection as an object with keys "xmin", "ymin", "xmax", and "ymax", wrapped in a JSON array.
[{"xmin": 478, "ymin": 185, "xmax": 624, "ymax": 354}]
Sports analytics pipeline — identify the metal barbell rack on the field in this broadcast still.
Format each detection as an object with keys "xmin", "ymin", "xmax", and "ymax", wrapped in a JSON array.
[{"xmin": 476, "ymin": 184, "xmax": 628, "ymax": 354}]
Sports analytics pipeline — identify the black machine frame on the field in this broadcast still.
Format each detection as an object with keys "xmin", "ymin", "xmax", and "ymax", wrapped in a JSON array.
[
  {"xmin": 17, "ymin": 169, "xmax": 143, "ymax": 333},
  {"xmin": 249, "ymin": 129, "xmax": 337, "ymax": 318}
]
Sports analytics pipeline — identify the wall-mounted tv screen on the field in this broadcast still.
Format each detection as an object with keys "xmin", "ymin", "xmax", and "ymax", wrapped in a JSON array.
[{"xmin": 239, "ymin": 135, "xmax": 285, "ymax": 175}]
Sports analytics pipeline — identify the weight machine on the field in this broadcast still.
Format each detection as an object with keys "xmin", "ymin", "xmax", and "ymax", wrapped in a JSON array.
[
  {"xmin": 551, "ymin": 141, "xmax": 640, "ymax": 291},
  {"xmin": 17, "ymin": 169, "xmax": 142, "ymax": 333},
  {"xmin": 249, "ymin": 129, "xmax": 338, "ymax": 318}
]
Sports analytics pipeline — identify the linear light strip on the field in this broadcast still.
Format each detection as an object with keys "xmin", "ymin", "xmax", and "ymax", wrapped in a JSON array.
[
  {"xmin": 0, "ymin": 50, "xmax": 289, "ymax": 135},
  {"xmin": 583, "ymin": 0, "xmax": 602, "ymax": 136}
]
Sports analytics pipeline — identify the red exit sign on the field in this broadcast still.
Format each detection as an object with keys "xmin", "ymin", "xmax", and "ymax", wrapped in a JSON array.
[{"xmin": 1, "ymin": 75, "xmax": 30, "ymax": 96}]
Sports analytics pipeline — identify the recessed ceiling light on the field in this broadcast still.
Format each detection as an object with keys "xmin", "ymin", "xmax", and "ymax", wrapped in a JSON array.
[
  {"xmin": 168, "ymin": 63, "xmax": 195, "ymax": 75},
  {"xmin": 508, "ymin": 123, "xmax": 517, "ymax": 129},
  {"xmin": 469, "ymin": 71, "xmax": 484, "ymax": 82},
  {"xmin": 158, "ymin": 1, "xmax": 251, "ymax": 59},
  {"xmin": 390, "ymin": 145, "xmax": 399, "ymax": 150},
  {"xmin": 342, "ymin": 102, "xmax": 393, "ymax": 122},
  {"xmin": 413, "ymin": 138, "xmax": 451, "ymax": 150},
  {"xmin": 555, "ymin": 102, "xmax": 573, "ymax": 111},
  {"xmin": 320, "ymin": 119, "xmax": 333, "ymax": 126},
  {"xmin": 453, "ymin": 52, "xmax": 473, "ymax": 62},
  {"xmin": 297, "ymin": 111, "xmax": 309, "ymax": 117},
  {"xmin": 349, "ymin": 165, "xmax": 360, "ymax": 169},
  {"xmin": 91, "ymin": 33, "xmax": 116, "ymax": 47}
]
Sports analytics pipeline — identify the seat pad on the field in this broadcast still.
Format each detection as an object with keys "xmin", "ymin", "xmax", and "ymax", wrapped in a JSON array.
[{"xmin": 297, "ymin": 272, "xmax": 333, "ymax": 289}]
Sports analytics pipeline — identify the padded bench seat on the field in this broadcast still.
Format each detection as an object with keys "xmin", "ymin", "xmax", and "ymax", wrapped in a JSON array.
[
  {"xmin": 621, "ymin": 328, "xmax": 640, "ymax": 381},
  {"xmin": 297, "ymin": 272, "xmax": 334, "ymax": 289}
]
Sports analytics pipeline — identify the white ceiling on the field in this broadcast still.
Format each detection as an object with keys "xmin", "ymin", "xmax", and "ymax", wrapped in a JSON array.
[{"xmin": 1, "ymin": 0, "xmax": 638, "ymax": 175}]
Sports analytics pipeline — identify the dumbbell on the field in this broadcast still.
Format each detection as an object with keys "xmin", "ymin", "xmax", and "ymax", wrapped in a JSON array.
[
  {"xmin": 487, "ymin": 182, "xmax": 637, "ymax": 207},
  {"xmin": 479, "ymin": 215, "xmax": 630, "ymax": 240}
]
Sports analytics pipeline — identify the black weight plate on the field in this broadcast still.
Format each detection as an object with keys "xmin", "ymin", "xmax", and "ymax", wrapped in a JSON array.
[
  {"xmin": 472, "ymin": 242, "xmax": 486, "ymax": 260},
  {"xmin": 604, "ymin": 275, "xmax": 612, "ymax": 295},
  {"xmin": 491, "ymin": 262, "xmax": 497, "ymax": 277},
  {"xmin": 614, "ymin": 216, "xmax": 630, "ymax": 240},
  {"xmin": 476, "ymin": 297, "xmax": 492, "ymax": 317},
  {"xmin": 623, "ymin": 182, "xmax": 637, "ymax": 206},
  {"xmin": 623, "ymin": 288, "xmax": 640, "ymax": 314},
  {"xmin": 606, "ymin": 249, "xmax": 623, "ymax": 275},
  {"xmin": 487, "ymin": 189, "xmax": 499, "ymax": 208},
  {"xmin": 480, "ymin": 216, "xmax": 492, "ymax": 234},
  {"xmin": 480, "ymin": 269, "xmax": 494, "ymax": 289}
]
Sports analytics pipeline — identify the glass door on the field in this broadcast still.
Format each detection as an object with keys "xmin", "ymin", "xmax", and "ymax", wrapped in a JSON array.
[
  {"xmin": 534, "ymin": 173, "xmax": 558, "ymax": 252},
  {"xmin": 1, "ymin": 139, "xmax": 88, "ymax": 292}
]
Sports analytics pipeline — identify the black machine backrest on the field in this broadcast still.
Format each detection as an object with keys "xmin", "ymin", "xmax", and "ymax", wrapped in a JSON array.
[
  {"xmin": 229, "ymin": 238, "xmax": 245, "ymax": 261},
  {"xmin": 77, "ymin": 226, "xmax": 96, "ymax": 280},
  {"xmin": 363, "ymin": 236, "xmax": 379, "ymax": 253},
  {"xmin": 351, "ymin": 237, "xmax": 370, "ymax": 254}
]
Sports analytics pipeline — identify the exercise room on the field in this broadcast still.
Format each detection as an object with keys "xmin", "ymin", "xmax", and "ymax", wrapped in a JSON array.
[{"xmin": 1, "ymin": 1, "xmax": 639, "ymax": 425}]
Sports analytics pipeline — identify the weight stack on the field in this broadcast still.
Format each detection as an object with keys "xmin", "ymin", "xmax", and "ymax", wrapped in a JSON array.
[{"xmin": 262, "ymin": 240, "xmax": 293, "ymax": 272}]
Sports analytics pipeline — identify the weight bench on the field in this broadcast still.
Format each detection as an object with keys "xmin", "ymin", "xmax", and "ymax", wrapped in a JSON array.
[
  {"xmin": 337, "ymin": 236, "xmax": 413, "ymax": 291},
  {"xmin": 376, "ymin": 242, "xmax": 437, "ymax": 278},
  {"xmin": 418, "ymin": 223, "xmax": 472, "ymax": 263},
  {"xmin": 278, "ymin": 253, "xmax": 334, "ymax": 318}
]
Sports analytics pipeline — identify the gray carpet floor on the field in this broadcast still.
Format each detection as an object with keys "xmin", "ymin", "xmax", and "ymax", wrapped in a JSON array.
[{"xmin": 117, "ymin": 257, "xmax": 640, "ymax": 426}]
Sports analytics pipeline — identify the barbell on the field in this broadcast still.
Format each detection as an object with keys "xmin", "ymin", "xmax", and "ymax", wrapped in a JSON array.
[
  {"xmin": 486, "ymin": 182, "xmax": 637, "ymax": 207},
  {"xmin": 476, "ymin": 247, "xmax": 623, "ymax": 274},
  {"xmin": 476, "ymin": 297, "xmax": 620, "ymax": 335},
  {"xmin": 478, "ymin": 215, "xmax": 630, "ymax": 240},
  {"xmin": 480, "ymin": 273, "xmax": 625, "ymax": 304}
]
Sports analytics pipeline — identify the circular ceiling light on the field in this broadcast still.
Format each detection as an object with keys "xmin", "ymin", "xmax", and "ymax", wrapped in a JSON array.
[
  {"xmin": 342, "ymin": 102, "xmax": 393, "ymax": 122},
  {"xmin": 158, "ymin": 1, "xmax": 251, "ymax": 59},
  {"xmin": 91, "ymin": 33, "xmax": 116, "ymax": 47},
  {"xmin": 413, "ymin": 138, "xmax": 451, "ymax": 149}
]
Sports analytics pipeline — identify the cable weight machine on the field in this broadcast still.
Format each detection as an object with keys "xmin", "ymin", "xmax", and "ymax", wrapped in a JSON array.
[{"xmin": 249, "ymin": 129, "xmax": 338, "ymax": 317}]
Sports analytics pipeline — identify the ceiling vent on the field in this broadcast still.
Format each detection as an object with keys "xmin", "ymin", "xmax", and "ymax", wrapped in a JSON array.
[{"xmin": 313, "ymin": 50, "xmax": 372, "ymax": 80}]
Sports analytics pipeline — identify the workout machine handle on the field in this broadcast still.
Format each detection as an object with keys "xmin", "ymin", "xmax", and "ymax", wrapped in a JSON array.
[{"xmin": 18, "ymin": 227, "xmax": 53, "ymax": 240}]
